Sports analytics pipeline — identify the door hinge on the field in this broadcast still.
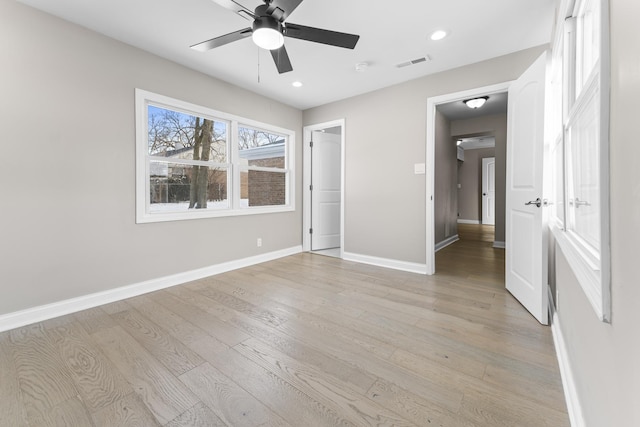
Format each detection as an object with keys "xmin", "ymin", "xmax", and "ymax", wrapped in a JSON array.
[
  {"xmin": 309, "ymin": 184, "xmax": 313, "ymax": 191},
  {"xmin": 309, "ymin": 228, "xmax": 313, "ymax": 234},
  {"xmin": 310, "ymin": 140, "xmax": 314, "ymax": 148}
]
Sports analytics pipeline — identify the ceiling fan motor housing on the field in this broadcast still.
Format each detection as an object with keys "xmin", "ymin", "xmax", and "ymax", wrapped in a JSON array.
[{"xmin": 252, "ymin": 14, "xmax": 282, "ymax": 35}]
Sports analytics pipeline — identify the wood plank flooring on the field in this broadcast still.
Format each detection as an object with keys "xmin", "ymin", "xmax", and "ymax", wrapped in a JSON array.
[{"xmin": 0, "ymin": 224, "xmax": 570, "ymax": 426}]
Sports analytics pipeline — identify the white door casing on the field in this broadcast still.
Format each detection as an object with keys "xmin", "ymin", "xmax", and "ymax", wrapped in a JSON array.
[
  {"xmin": 302, "ymin": 119, "xmax": 345, "ymax": 256},
  {"xmin": 482, "ymin": 157, "xmax": 496, "ymax": 225},
  {"xmin": 505, "ymin": 52, "xmax": 549, "ymax": 325},
  {"xmin": 426, "ymin": 82, "xmax": 511, "ymax": 275},
  {"xmin": 311, "ymin": 131, "xmax": 342, "ymax": 250}
]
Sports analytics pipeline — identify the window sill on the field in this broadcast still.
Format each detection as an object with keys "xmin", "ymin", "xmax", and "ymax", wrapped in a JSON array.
[
  {"xmin": 136, "ymin": 204, "xmax": 295, "ymax": 224},
  {"xmin": 551, "ymin": 224, "xmax": 610, "ymax": 322}
]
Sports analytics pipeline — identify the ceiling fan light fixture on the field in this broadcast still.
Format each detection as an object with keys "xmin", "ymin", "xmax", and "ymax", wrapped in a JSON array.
[
  {"xmin": 464, "ymin": 96, "xmax": 489, "ymax": 109},
  {"xmin": 252, "ymin": 17, "xmax": 284, "ymax": 50}
]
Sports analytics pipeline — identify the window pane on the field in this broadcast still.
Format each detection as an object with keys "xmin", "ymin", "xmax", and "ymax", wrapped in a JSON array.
[
  {"xmin": 576, "ymin": 0, "xmax": 600, "ymax": 94},
  {"xmin": 240, "ymin": 170, "xmax": 286, "ymax": 207},
  {"xmin": 551, "ymin": 136, "xmax": 565, "ymax": 227},
  {"xmin": 148, "ymin": 105, "xmax": 227, "ymax": 163},
  {"xmin": 567, "ymin": 88, "xmax": 600, "ymax": 256},
  {"xmin": 149, "ymin": 162, "xmax": 228, "ymax": 212},
  {"xmin": 238, "ymin": 126, "xmax": 286, "ymax": 168}
]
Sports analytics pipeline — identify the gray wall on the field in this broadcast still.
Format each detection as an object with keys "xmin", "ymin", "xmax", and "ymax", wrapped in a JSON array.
[
  {"xmin": 0, "ymin": 0, "xmax": 303, "ymax": 316},
  {"xmin": 451, "ymin": 114, "xmax": 507, "ymax": 243},
  {"xmin": 457, "ymin": 147, "xmax": 496, "ymax": 222},
  {"xmin": 434, "ymin": 110, "xmax": 457, "ymax": 244},
  {"xmin": 553, "ymin": 0, "xmax": 640, "ymax": 424},
  {"xmin": 303, "ymin": 48, "xmax": 544, "ymax": 264}
]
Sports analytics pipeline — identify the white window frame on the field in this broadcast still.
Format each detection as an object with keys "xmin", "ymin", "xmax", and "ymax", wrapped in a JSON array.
[
  {"xmin": 135, "ymin": 89, "xmax": 295, "ymax": 223},
  {"xmin": 550, "ymin": 0, "xmax": 611, "ymax": 322}
]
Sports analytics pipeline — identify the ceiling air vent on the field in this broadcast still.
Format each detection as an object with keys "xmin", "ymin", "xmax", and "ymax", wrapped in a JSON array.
[{"xmin": 395, "ymin": 56, "xmax": 431, "ymax": 68}]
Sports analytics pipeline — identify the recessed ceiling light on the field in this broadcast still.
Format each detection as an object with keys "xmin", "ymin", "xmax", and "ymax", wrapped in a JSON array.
[
  {"xmin": 430, "ymin": 30, "xmax": 448, "ymax": 41},
  {"xmin": 292, "ymin": 81, "xmax": 303, "ymax": 88}
]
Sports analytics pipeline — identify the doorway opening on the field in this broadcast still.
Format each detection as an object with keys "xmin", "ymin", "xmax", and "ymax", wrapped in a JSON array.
[
  {"xmin": 427, "ymin": 52, "xmax": 550, "ymax": 325},
  {"xmin": 303, "ymin": 120, "xmax": 345, "ymax": 259},
  {"xmin": 455, "ymin": 135, "xmax": 498, "ymax": 242},
  {"xmin": 429, "ymin": 84, "xmax": 510, "ymax": 276}
]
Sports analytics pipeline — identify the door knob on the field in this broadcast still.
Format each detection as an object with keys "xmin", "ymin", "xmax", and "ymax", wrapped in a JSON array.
[{"xmin": 525, "ymin": 198, "xmax": 542, "ymax": 208}]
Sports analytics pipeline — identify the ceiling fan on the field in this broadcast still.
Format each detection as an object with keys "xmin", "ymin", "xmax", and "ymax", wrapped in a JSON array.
[{"xmin": 191, "ymin": 0, "xmax": 360, "ymax": 74}]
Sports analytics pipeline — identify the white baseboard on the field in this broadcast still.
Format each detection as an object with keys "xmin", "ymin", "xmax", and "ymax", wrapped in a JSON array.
[
  {"xmin": 435, "ymin": 234, "xmax": 459, "ymax": 252},
  {"xmin": 549, "ymin": 287, "xmax": 585, "ymax": 427},
  {"xmin": 493, "ymin": 241, "xmax": 506, "ymax": 249},
  {"xmin": 0, "ymin": 246, "xmax": 302, "ymax": 333},
  {"xmin": 342, "ymin": 252, "xmax": 427, "ymax": 275},
  {"xmin": 457, "ymin": 219, "xmax": 481, "ymax": 224}
]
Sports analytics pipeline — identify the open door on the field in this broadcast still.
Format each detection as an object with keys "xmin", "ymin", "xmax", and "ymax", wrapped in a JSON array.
[
  {"xmin": 310, "ymin": 130, "xmax": 342, "ymax": 251},
  {"xmin": 482, "ymin": 157, "xmax": 496, "ymax": 225},
  {"xmin": 505, "ymin": 52, "xmax": 549, "ymax": 325}
]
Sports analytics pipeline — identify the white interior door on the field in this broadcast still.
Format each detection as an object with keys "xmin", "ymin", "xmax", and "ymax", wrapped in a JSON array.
[
  {"xmin": 506, "ymin": 52, "xmax": 549, "ymax": 325},
  {"xmin": 311, "ymin": 131, "xmax": 341, "ymax": 251},
  {"xmin": 482, "ymin": 157, "xmax": 496, "ymax": 225}
]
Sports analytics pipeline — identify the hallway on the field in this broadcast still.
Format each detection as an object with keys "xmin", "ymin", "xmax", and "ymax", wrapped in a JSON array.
[{"xmin": 436, "ymin": 223, "xmax": 505, "ymax": 289}]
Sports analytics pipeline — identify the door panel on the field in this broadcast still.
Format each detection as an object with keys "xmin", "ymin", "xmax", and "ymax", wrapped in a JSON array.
[
  {"xmin": 311, "ymin": 131, "xmax": 341, "ymax": 250},
  {"xmin": 506, "ymin": 52, "xmax": 549, "ymax": 325},
  {"xmin": 482, "ymin": 157, "xmax": 496, "ymax": 225}
]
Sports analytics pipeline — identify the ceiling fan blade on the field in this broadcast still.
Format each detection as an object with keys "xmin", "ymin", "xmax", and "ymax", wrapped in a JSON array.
[
  {"xmin": 284, "ymin": 23, "xmax": 359, "ymax": 49},
  {"xmin": 270, "ymin": 45, "xmax": 293, "ymax": 74},
  {"xmin": 190, "ymin": 28, "xmax": 252, "ymax": 52},
  {"xmin": 266, "ymin": 0, "xmax": 304, "ymax": 22},
  {"xmin": 210, "ymin": 0, "xmax": 255, "ymax": 20}
]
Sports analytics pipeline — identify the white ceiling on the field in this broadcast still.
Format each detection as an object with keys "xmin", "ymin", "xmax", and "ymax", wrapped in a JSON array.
[{"xmin": 17, "ymin": 0, "xmax": 556, "ymax": 110}]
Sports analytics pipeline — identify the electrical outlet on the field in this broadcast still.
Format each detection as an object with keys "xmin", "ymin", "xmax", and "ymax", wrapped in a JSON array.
[{"xmin": 257, "ymin": 238, "xmax": 262, "ymax": 247}]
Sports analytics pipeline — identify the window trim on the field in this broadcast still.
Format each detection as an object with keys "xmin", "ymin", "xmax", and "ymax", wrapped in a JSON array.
[{"xmin": 135, "ymin": 89, "xmax": 295, "ymax": 223}]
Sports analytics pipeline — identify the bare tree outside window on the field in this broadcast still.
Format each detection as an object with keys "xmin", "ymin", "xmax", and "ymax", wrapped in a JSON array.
[{"xmin": 147, "ymin": 106, "xmax": 228, "ymax": 209}]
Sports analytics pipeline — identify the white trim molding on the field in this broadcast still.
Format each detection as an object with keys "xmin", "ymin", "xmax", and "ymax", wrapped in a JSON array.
[
  {"xmin": 435, "ymin": 234, "xmax": 459, "ymax": 252},
  {"xmin": 302, "ymin": 119, "xmax": 346, "ymax": 256},
  {"xmin": 343, "ymin": 252, "xmax": 427, "ymax": 275},
  {"xmin": 549, "ymin": 287, "xmax": 586, "ymax": 427},
  {"xmin": 552, "ymin": 225, "xmax": 608, "ymax": 321},
  {"xmin": 0, "ymin": 246, "xmax": 302, "ymax": 333},
  {"xmin": 457, "ymin": 219, "xmax": 481, "ymax": 224}
]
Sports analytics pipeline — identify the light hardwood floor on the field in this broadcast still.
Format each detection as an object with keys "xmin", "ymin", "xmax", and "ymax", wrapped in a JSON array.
[{"xmin": 0, "ymin": 224, "xmax": 569, "ymax": 426}]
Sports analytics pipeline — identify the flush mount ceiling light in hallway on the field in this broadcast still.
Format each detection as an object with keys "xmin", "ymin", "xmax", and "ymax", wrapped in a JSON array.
[{"xmin": 464, "ymin": 96, "xmax": 489, "ymax": 109}]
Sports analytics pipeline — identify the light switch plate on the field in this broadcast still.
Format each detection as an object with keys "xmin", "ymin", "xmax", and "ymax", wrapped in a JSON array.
[{"xmin": 414, "ymin": 163, "xmax": 426, "ymax": 174}]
